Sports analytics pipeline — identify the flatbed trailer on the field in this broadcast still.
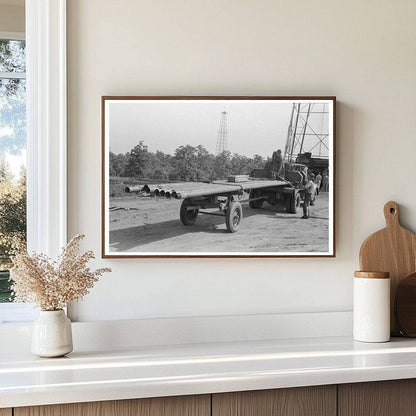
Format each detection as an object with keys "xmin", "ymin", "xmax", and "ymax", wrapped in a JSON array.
[{"xmin": 125, "ymin": 176, "xmax": 302, "ymax": 233}]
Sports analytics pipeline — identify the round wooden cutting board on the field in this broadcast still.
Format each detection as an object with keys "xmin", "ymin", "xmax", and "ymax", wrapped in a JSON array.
[{"xmin": 359, "ymin": 201, "xmax": 416, "ymax": 336}]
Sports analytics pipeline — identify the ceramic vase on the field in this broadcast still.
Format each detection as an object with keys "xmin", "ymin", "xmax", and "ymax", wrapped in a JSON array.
[{"xmin": 31, "ymin": 310, "xmax": 73, "ymax": 357}]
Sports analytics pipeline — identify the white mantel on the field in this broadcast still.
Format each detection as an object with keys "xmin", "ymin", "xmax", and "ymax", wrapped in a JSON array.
[
  {"xmin": 1, "ymin": 312, "xmax": 415, "ymax": 409},
  {"xmin": 2, "ymin": 331, "xmax": 416, "ymax": 409}
]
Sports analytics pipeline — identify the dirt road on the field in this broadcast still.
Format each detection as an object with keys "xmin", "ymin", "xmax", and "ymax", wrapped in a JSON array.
[{"xmin": 108, "ymin": 192, "xmax": 330, "ymax": 254}]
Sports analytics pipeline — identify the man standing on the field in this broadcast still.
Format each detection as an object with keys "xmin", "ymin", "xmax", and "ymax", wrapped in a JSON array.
[
  {"xmin": 302, "ymin": 172, "xmax": 315, "ymax": 219},
  {"xmin": 314, "ymin": 172, "xmax": 322, "ymax": 195},
  {"xmin": 271, "ymin": 149, "xmax": 284, "ymax": 177},
  {"xmin": 322, "ymin": 170, "xmax": 329, "ymax": 192}
]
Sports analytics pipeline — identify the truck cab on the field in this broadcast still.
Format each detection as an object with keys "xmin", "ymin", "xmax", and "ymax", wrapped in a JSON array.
[{"xmin": 285, "ymin": 163, "xmax": 308, "ymax": 185}]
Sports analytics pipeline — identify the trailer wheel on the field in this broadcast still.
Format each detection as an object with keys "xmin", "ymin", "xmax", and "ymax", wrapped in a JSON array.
[
  {"xmin": 226, "ymin": 201, "xmax": 243, "ymax": 233},
  {"xmin": 286, "ymin": 192, "xmax": 300, "ymax": 214},
  {"xmin": 180, "ymin": 199, "xmax": 199, "ymax": 226},
  {"xmin": 249, "ymin": 189, "xmax": 264, "ymax": 209}
]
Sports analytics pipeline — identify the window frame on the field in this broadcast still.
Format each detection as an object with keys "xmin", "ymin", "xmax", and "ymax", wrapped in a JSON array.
[
  {"xmin": 0, "ymin": 31, "xmax": 24, "ymax": 41},
  {"xmin": 0, "ymin": 0, "xmax": 67, "ymax": 323}
]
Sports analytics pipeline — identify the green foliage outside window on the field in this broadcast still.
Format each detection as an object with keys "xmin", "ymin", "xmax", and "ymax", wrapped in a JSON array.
[
  {"xmin": 0, "ymin": 162, "xmax": 26, "ymax": 302},
  {"xmin": 0, "ymin": 39, "xmax": 27, "ymax": 302}
]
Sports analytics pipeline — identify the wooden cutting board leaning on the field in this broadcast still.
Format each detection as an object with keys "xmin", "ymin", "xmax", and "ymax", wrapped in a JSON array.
[
  {"xmin": 395, "ymin": 273, "xmax": 416, "ymax": 337},
  {"xmin": 359, "ymin": 201, "xmax": 416, "ymax": 336}
]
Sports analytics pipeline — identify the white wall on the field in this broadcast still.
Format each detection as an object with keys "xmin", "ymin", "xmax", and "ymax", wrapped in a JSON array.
[
  {"xmin": 67, "ymin": 0, "xmax": 416, "ymax": 322},
  {"xmin": 0, "ymin": 3, "xmax": 24, "ymax": 32}
]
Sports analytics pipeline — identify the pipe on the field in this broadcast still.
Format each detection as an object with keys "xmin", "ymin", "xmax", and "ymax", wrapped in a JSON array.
[
  {"xmin": 142, "ymin": 182, "xmax": 194, "ymax": 194},
  {"xmin": 125, "ymin": 186, "xmax": 143, "ymax": 193}
]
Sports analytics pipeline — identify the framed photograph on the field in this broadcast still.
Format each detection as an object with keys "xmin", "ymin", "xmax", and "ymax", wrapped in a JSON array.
[{"xmin": 102, "ymin": 96, "xmax": 336, "ymax": 258}]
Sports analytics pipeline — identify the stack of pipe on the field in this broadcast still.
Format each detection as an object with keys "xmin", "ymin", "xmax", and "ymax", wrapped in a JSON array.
[{"xmin": 125, "ymin": 179, "xmax": 291, "ymax": 200}]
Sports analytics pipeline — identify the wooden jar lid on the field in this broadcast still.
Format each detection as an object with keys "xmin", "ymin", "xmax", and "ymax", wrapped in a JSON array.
[{"xmin": 354, "ymin": 271, "xmax": 390, "ymax": 279}]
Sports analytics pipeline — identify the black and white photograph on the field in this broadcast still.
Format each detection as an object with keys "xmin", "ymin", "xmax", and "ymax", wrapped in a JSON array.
[{"xmin": 102, "ymin": 97, "xmax": 335, "ymax": 257}]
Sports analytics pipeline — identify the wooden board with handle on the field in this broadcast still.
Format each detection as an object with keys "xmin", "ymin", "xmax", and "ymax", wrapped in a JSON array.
[{"xmin": 359, "ymin": 201, "xmax": 416, "ymax": 335}]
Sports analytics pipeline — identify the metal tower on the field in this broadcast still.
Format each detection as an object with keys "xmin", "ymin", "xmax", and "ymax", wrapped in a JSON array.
[
  {"xmin": 284, "ymin": 103, "xmax": 329, "ymax": 163},
  {"xmin": 215, "ymin": 111, "xmax": 228, "ymax": 155}
]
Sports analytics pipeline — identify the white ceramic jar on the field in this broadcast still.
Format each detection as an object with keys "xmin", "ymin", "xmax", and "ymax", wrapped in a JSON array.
[
  {"xmin": 353, "ymin": 271, "xmax": 390, "ymax": 343},
  {"xmin": 31, "ymin": 310, "xmax": 73, "ymax": 357}
]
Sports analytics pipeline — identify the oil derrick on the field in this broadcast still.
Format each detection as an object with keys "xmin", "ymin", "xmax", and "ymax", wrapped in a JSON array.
[
  {"xmin": 284, "ymin": 103, "xmax": 329, "ymax": 167},
  {"xmin": 215, "ymin": 111, "xmax": 228, "ymax": 155}
]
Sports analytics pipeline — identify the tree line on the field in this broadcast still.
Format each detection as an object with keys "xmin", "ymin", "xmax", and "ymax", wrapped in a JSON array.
[{"xmin": 110, "ymin": 141, "xmax": 270, "ymax": 182}]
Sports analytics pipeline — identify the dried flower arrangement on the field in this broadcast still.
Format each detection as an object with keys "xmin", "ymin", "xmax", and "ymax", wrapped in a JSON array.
[{"xmin": 10, "ymin": 234, "xmax": 111, "ymax": 311}]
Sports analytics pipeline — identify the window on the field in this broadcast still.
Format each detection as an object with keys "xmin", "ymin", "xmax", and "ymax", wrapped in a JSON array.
[
  {"xmin": 0, "ymin": 34, "xmax": 26, "ymax": 307},
  {"xmin": 0, "ymin": 1, "xmax": 67, "ymax": 324}
]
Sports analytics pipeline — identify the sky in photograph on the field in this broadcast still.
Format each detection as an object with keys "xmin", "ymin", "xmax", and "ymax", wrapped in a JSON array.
[{"xmin": 108, "ymin": 100, "xmax": 329, "ymax": 159}]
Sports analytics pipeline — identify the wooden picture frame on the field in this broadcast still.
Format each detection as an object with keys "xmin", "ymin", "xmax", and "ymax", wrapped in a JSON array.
[{"xmin": 102, "ymin": 96, "xmax": 336, "ymax": 258}]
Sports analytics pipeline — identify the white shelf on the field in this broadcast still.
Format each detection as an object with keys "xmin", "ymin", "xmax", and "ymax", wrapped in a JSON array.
[{"xmin": 2, "ymin": 335, "xmax": 416, "ymax": 408}]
